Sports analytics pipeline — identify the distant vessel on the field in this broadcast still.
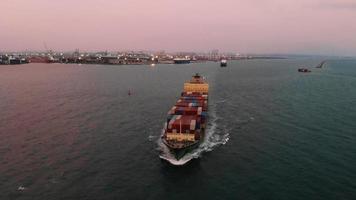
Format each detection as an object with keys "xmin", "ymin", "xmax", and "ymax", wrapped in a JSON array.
[
  {"xmin": 28, "ymin": 56, "xmax": 51, "ymax": 63},
  {"xmin": 162, "ymin": 73, "xmax": 209, "ymax": 160},
  {"xmin": 220, "ymin": 59, "xmax": 227, "ymax": 67},
  {"xmin": 316, "ymin": 61, "xmax": 326, "ymax": 68},
  {"xmin": 0, "ymin": 55, "xmax": 28, "ymax": 65},
  {"xmin": 298, "ymin": 68, "xmax": 311, "ymax": 73},
  {"xmin": 173, "ymin": 58, "xmax": 190, "ymax": 64},
  {"xmin": 8, "ymin": 57, "xmax": 22, "ymax": 65}
]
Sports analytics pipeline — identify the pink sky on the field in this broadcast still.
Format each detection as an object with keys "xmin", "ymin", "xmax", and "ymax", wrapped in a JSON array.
[{"xmin": 1, "ymin": 0, "xmax": 355, "ymax": 55}]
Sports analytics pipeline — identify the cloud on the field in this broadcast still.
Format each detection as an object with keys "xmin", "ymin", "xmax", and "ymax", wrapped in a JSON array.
[{"xmin": 318, "ymin": 0, "xmax": 356, "ymax": 10}]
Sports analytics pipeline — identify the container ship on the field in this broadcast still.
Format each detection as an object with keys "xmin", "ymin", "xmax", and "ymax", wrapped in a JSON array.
[{"xmin": 162, "ymin": 73, "xmax": 209, "ymax": 159}]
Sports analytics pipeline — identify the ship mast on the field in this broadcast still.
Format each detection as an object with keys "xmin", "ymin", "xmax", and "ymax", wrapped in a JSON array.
[{"xmin": 179, "ymin": 119, "xmax": 182, "ymax": 134}]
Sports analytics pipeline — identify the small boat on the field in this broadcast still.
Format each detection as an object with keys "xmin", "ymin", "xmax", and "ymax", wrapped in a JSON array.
[
  {"xmin": 298, "ymin": 68, "xmax": 311, "ymax": 73},
  {"xmin": 220, "ymin": 59, "xmax": 227, "ymax": 67}
]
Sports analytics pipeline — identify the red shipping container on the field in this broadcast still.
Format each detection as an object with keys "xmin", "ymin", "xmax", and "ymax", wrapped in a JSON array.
[
  {"xmin": 168, "ymin": 106, "xmax": 203, "ymax": 115},
  {"xmin": 167, "ymin": 115, "xmax": 201, "ymax": 132}
]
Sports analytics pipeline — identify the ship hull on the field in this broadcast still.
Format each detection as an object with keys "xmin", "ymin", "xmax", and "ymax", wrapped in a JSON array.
[
  {"xmin": 162, "ymin": 130, "xmax": 204, "ymax": 160},
  {"xmin": 220, "ymin": 60, "xmax": 227, "ymax": 67},
  {"xmin": 173, "ymin": 60, "xmax": 190, "ymax": 64},
  {"xmin": 171, "ymin": 142, "xmax": 200, "ymax": 160}
]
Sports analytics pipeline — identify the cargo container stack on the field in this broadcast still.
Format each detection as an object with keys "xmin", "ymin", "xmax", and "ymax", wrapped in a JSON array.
[{"xmin": 162, "ymin": 73, "xmax": 209, "ymax": 159}]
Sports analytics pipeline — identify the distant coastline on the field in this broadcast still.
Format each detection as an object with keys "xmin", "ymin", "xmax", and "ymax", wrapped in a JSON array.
[{"xmin": 0, "ymin": 50, "xmax": 288, "ymax": 66}]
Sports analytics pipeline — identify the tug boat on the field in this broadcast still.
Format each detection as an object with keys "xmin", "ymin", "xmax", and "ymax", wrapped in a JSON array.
[{"xmin": 220, "ymin": 59, "xmax": 227, "ymax": 67}]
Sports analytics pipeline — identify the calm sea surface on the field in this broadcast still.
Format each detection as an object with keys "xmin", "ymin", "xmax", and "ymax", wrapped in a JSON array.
[{"xmin": 0, "ymin": 59, "xmax": 355, "ymax": 200}]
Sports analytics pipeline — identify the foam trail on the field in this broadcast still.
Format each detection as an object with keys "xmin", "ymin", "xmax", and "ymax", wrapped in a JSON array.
[
  {"xmin": 157, "ymin": 102, "xmax": 230, "ymax": 165},
  {"xmin": 148, "ymin": 135, "xmax": 157, "ymax": 142}
]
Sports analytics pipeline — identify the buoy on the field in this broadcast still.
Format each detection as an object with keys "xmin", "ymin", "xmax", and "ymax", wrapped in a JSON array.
[{"xmin": 18, "ymin": 186, "xmax": 26, "ymax": 191}]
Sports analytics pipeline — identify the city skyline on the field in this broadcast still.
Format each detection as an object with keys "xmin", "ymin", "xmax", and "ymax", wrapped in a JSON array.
[{"xmin": 1, "ymin": 0, "xmax": 356, "ymax": 56}]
